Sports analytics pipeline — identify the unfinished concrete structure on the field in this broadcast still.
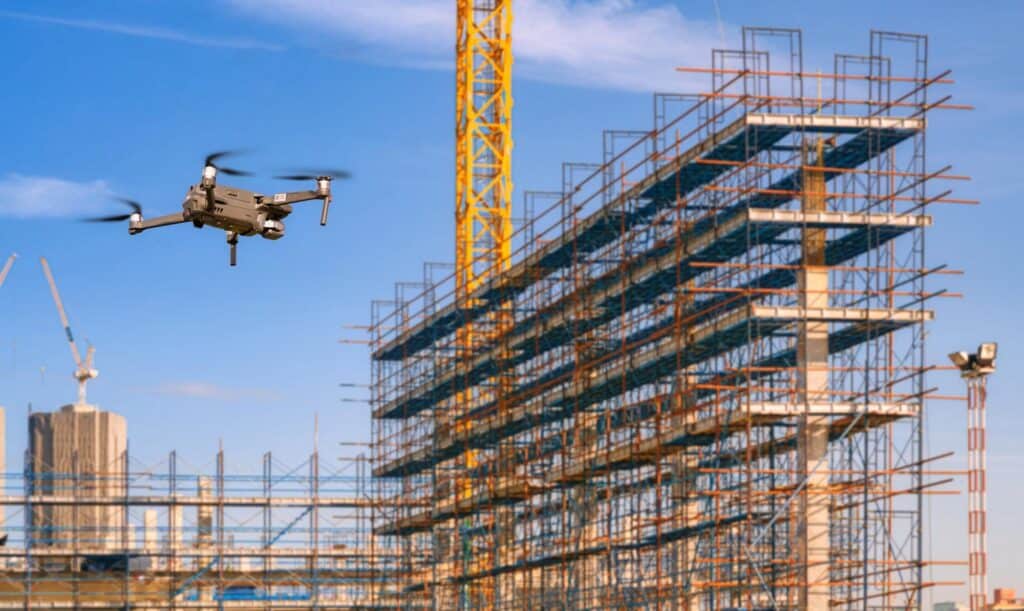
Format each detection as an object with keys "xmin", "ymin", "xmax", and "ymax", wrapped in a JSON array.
[{"xmin": 370, "ymin": 27, "xmax": 967, "ymax": 608}]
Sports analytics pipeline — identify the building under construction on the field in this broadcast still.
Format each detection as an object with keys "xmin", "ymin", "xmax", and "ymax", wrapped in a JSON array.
[
  {"xmin": 370, "ymin": 27, "xmax": 967, "ymax": 609},
  {"xmin": 0, "ymin": 24, "xmax": 975, "ymax": 611}
]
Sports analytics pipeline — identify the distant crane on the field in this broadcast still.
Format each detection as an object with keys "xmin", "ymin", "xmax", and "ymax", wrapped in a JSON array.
[
  {"xmin": 0, "ymin": 253, "xmax": 16, "ymax": 288},
  {"xmin": 40, "ymin": 257, "xmax": 97, "ymax": 406}
]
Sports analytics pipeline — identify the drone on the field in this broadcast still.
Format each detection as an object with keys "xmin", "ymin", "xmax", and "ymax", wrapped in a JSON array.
[{"xmin": 87, "ymin": 152, "xmax": 350, "ymax": 266}]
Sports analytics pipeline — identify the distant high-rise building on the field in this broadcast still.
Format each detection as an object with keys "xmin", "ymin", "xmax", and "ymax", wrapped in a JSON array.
[
  {"xmin": 992, "ymin": 588, "xmax": 1024, "ymax": 610},
  {"xmin": 28, "ymin": 403, "xmax": 126, "ymax": 549},
  {"xmin": 934, "ymin": 602, "xmax": 968, "ymax": 611}
]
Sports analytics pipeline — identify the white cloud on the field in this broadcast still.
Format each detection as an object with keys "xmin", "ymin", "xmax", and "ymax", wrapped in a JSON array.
[
  {"xmin": 224, "ymin": 0, "xmax": 729, "ymax": 91},
  {"xmin": 0, "ymin": 174, "xmax": 115, "ymax": 219},
  {"xmin": 0, "ymin": 10, "xmax": 284, "ymax": 51},
  {"xmin": 147, "ymin": 381, "xmax": 282, "ymax": 403}
]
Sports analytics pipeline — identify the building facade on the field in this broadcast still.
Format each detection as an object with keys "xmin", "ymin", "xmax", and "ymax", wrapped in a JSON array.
[{"xmin": 28, "ymin": 404, "xmax": 127, "ymax": 550}]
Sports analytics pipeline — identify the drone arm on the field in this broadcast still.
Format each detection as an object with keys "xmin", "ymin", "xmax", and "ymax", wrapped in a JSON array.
[
  {"xmin": 264, "ymin": 190, "xmax": 323, "ymax": 206},
  {"xmin": 131, "ymin": 212, "xmax": 189, "ymax": 234},
  {"xmin": 265, "ymin": 189, "xmax": 333, "ymax": 226}
]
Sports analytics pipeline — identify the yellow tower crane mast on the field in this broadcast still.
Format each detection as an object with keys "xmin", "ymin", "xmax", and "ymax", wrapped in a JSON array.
[
  {"xmin": 452, "ymin": 1, "xmax": 513, "ymax": 587},
  {"xmin": 454, "ymin": 4, "xmax": 513, "ymax": 467},
  {"xmin": 456, "ymin": 0, "xmax": 513, "ymax": 298}
]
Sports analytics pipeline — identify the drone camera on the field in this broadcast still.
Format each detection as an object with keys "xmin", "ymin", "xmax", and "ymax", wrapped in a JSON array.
[{"xmin": 262, "ymin": 219, "xmax": 285, "ymax": 240}]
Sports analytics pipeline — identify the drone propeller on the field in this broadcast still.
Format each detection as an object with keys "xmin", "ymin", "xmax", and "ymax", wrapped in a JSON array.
[
  {"xmin": 273, "ymin": 169, "xmax": 350, "ymax": 226},
  {"xmin": 83, "ymin": 198, "xmax": 142, "ymax": 223},
  {"xmin": 204, "ymin": 150, "xmax": 252, "ymax": 177},
  {"xmin": 274, "ymin": 169, "xmax": 352, "ymax": 181}
]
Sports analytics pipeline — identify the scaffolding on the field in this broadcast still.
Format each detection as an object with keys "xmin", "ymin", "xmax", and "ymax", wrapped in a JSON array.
[
  {"xmin": 370, "ymin": 28, "xmax": 967, "ymax": 609},
  {"xmin": 0, "ymin": 448, "xmax": 398, "ymax": 609}
]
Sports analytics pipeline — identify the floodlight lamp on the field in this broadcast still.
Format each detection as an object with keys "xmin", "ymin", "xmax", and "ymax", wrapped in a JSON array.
[
  {"xmin": 948, "ymin": 351, "xmax": 970, "ymax": 370},
  {"xmin": 976, "ymin": 342, "xmax": 998, "ymax": 367}
]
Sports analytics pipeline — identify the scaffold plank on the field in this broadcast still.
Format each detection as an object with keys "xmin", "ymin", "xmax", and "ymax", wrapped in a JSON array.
[
  {"xmin": 374, "ymin": 306, "xmax": 931, "ymax": 478},
  {"xmin": 373, "ymin": 113, "xmax": 920, "ymax": 362},
  {"xmin": 375, "ymin": 209, "xmax": 930, "ymax": 419}
]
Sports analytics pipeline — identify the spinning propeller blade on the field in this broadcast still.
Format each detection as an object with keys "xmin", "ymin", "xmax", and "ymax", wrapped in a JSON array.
[
  {"xmin": 204, "ymin": 151, "xmax": 234, "ymax": 166},
  {"xmin": 82, "ymin": 198, "xmax": 142, "ymax": 223},
  {"xmin": 274, "ymin": 169, "xmax": 352, "ymax": 181},
  {"xmin": 204, "ymin": 150, "xmax": 252, "ymax": 177}
]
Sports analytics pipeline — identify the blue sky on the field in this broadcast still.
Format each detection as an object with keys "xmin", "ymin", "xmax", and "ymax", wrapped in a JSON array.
[{"xmin": 0, "ymin": 0, "xmax": 1022, "ymax": 602}]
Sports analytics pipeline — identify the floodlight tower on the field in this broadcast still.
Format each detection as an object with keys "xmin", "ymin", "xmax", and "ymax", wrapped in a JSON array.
[{"xmin": 948, "ymin": 342, "xmax": 998, "ymax": 611}]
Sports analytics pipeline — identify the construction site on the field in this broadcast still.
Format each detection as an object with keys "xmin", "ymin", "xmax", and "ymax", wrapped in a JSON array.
[
  {"xmin": 0, "ymin": 6, "xmax": 995, "ymax": 611},
  {"xmin": 368, "ymin": 20, "xmax": 971, "ymax": 611}
]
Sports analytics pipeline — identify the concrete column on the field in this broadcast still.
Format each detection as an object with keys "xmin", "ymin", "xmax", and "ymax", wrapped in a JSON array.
[
  {"xmin": 570, "ymin": 409, "xmax": 600, "ymax": 608},
  {"xmin": 670, "ymin": 277, "xmax": 701, "ymax": 611},
  {"xmin": 169, "ymin": 505, "xmax": 182, "ymax": 572},
  {"xmin": 195, "ymin": 476, "xmax": 213, "ymax": 603},
  {"xmin": 673, "ymin": 390, "xmax": 701, "ymax": 611},
  {"xmin": 197, "ymin": 476, "xmax": 213, "ymax": 547},
  {"xmin": 143, "ymin": 509, "xmax": 157, "ymax": 551},
  {"xmin": 797, "ymin": 143, "xmax": 831, "ymax": 611}
]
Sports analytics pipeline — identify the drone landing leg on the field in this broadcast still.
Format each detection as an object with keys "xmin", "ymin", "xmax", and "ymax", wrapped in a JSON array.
[
  {"xmin": 320, "ymin": 196, "xmax": 331, "ymax": 226},
  {"xmin": 226, "ymin": 232, "xmax": 239, "ymax": 267}
]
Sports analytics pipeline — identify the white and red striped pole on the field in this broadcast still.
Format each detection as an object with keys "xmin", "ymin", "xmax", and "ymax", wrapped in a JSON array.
[
  {"xmin": 966, "ymin": 375, "xmax": 988, "ymax": 611},
  {"xmin": 950, "ymin": 343, "xmax": 996, "ymax": 611}
]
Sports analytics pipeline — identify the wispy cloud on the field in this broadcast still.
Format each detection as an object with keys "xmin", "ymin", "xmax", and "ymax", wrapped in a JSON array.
[
  {"xmin": 146, "ymin": 381, "xmax": 282, "ymax": 403},
  {"xmin": 0, "ymin": 10, "xmax": 284, "ymax": 51},
  {"xmin": 224, "ymin": 0, "xmax": 729, "ymax": 91},
  {"xmin": 0, "ymin": 174, "xmax": 114, "ymax": 219}
]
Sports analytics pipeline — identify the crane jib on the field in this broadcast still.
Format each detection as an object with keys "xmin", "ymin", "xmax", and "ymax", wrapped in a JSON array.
[{"xmin": 65, "ymin": 327, "xmax": 73, "ymax": 343}]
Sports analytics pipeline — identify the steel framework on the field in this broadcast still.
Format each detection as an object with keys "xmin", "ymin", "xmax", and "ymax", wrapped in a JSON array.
[
  {"xmin": 456, "ymin": 0, "xmax": 513, "ymax": 292},
  {"xmin": 371, "ymin": 27, "xmax": 968, "ymax": 609},
  {"xmin": 0, "ymin": 449, "xmax": 397, "ymax": 609}
]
